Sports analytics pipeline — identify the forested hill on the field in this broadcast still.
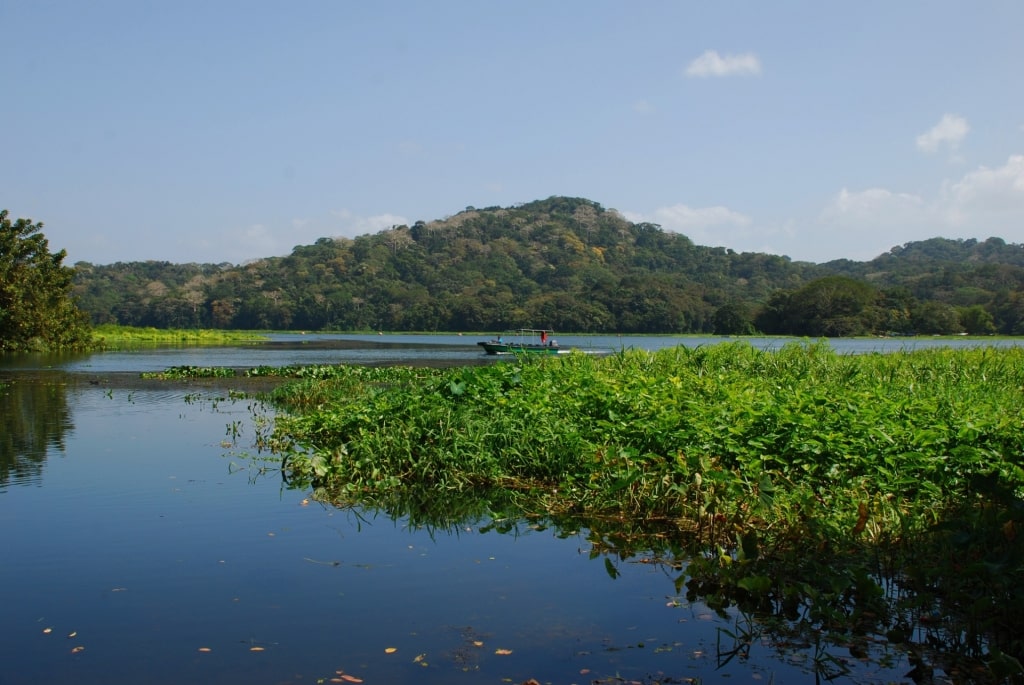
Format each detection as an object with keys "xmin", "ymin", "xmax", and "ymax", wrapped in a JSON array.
[{"xmin": 72, "ymin": 196, "xmax": 1024, "ymax": 336}]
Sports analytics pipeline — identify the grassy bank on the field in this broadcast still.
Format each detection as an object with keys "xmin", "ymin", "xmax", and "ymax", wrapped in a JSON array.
[
  {"xmin": 262, "ymin": 342, "xmax": 1024, "ymax": 679},
  {"xmin": 91, "ymin": 324, "xmax": 268, "ymax": 348}
]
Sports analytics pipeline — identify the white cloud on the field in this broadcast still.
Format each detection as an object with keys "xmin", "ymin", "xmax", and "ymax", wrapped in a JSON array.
[
  {"xmin": 624, "ymin": 203, "xmax": 754, "ymax": 249},
  {"xmin": 827, "ymin": 187, "xmax": 926, "ymax": 218},
  {"xmin": 809, "ymin": 155, "xmax": 1024, "ymax": 261},
  {"xmin": 632, "ymin": 99, "xmax": 655, "ymax": 114},
  {"xmin": 941, "ymin": 154, "xmax": 1024, "ymax": 225},
  {"xmin": 204, "ymin": 211, "xmax": 413, "ymax": 265},
  {"xmin": 815, "ymin": 187, "xmax": 934, "ymax": 259},
  {"xmin": 685, "ymin": 50, "xmax": 761, "ymax": 78},
  {"xmin": 916, "ymin": 114, "xmax": 969, "ymax": 153},
  {"xmin": 330, "ymin": 210, "xmax": 410, "ymax": 238},
  {"xmin": 650, "ymin": 204, "xmax": 751, "ymax": 229}
]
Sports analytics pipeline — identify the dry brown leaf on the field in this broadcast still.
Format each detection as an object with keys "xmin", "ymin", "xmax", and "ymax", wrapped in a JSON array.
[
  {"xmin": 198, "ymin": 647, "xmax": 212, "ymax": 653},
  {"xmin": 494, "ymin": 648, "xmax": 513, "ymax": 655},
  {"xmin": 250, "ymin": 646, "xmax": 265, "ymax": 652},
  {"xmin": 384, "ymin": 646, "xmax": 397, "ymax": 654},
  {"xmin": 42, "ymin": 627, "xmax": 53, "ymax": 634},
  {"xmin": 70, "ymin": 646, "xmax": 85, "ymax": 654},
  {"xmin": 340, "ymin": 675, "xmax": 363, "ymax": 683}
]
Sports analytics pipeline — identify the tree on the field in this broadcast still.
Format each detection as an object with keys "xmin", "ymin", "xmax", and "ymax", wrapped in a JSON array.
[
  {"xmin": 712, "ymin": 301, "xmax": 755, "ymax": 335},
  {"xmin": 958, "ymin": 305, "xmax": 996, "ymax": 335},
  {"xmin": 757, "ymin": 276, "xmax": 878, "ymax": 337},
  {"xmin": 0, "ymin": 210, "xmax": 91, "ymax": 352},
  {"xmin": 912, "ymin": 301, "xmax": 963, "ymax": 335}
]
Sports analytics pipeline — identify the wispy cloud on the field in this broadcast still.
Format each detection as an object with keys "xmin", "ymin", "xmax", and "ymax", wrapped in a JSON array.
[
  {"xmin": 916, "ymin": 114, "xmax": 969, "ymax": 153},
  {"xmin": 330, "ymin": 209, "xmax": 409, "ymax": 237},
  {"xmin": 814, "ymin": 155, "xmax": 1024, "ymax": 260},
  {"xmin": 648, "ymin": 203, "xmax": 751, "ymax": 229},
  {"xmin": 685, "ymin": 50, "xmax": 761, "ymax": 78},
  {"xmin": 623, "ymin": 203, "xmax": 754, "ymax": 250},
  {"xmin": 942, "ymin": 154, "xmax": 1024, "ymax": 224},
  {"xmin": 632, "ymin": 99, "xmax": 655, "ymax": 114}
]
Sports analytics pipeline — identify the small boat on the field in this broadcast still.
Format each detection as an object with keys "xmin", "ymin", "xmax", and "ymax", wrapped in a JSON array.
[{"xmin": 478, "ymin": 329, "xmax": 561, "ymax": 355}]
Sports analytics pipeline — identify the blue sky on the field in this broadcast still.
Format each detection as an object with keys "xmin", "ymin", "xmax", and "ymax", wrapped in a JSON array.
[{"xmin": 4, "ymin": 1, "xmax": 1023, "ymax": 265}]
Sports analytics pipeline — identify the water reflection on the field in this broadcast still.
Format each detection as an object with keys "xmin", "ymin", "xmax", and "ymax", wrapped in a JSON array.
[
  {"xmin": 0, "ymin": 378, "xmax": 73, "ymax": 488},
  {"xmin": 285, "ymin": 476, "xmax": 917, "ymax": 684},
  {"xmin": 5, "ymin": 338, "xmax": 1021, "ymax": 683},
  {"xmin": 4, "ymin": 332, "xmax": 1021, "ymax": 375}
]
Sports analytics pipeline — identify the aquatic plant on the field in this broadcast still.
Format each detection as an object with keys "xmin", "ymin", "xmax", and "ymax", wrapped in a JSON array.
[
  {"xmin": 140, "ymin": 365, "xmax": 238, "ymax": 379},
  {"xmin": 260, "ymin": 342, "xmax": 1024, "ymax": 679}
]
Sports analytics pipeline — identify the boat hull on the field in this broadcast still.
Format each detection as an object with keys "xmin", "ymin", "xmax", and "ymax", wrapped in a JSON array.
[{"xmin": 477, "ymin": 341, "xmax": 560, "ymax": 355}]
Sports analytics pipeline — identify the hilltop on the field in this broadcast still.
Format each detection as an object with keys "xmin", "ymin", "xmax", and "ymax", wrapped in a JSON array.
[{"xmin": 72, "ymin": 196, "xmax": 1024, "ymax": 336}]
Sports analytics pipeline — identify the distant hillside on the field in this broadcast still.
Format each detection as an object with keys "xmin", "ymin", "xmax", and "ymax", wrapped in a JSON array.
[{"xmin": 72, "ymin": 197, "xmax": 1024, "ymax": 335}]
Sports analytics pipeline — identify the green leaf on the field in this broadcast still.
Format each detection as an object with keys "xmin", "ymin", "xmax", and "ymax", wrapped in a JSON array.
[{"xmin": 736, "ymin": 575, "xmax": 771, "ymax": 594}]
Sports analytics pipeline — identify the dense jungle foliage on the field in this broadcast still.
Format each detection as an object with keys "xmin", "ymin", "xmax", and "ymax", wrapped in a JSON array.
[
  {"xmin": 1, "ymin": 209, "xmax": 92, "ymax": 352},
  {"xmin": 70, "ymin": 197, "xmax": 1024, "ymax": 336}
]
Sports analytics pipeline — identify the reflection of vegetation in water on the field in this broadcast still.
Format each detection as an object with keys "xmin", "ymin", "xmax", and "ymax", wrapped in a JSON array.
[
  {"xmin": 259, "ymin": 473, "xmax": 909, "ymax": 681},
  {"xmin": 254, "ymin": 343, "xmax": 1024, "ymax": 682},
  {"xmin": 0, "ymin": 380, "xmax": 73, "ymax": 486}
]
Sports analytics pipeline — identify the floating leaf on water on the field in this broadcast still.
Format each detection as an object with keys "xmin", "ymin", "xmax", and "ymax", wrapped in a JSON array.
[
  {"xmin": 42, "ymin": 627, "xmax": 53, "ymax": 634},
  {"xmin": 198, "ymin": 647, "xmax": 212, "ymax": 653},
  {"xmin": 384, "ymin": 647, "xmax": 397, "ymax": 654},
  {"xmin": 67, "ymin": 631, "xmax": 77, "ymax": 638},
  {"xmin": 300, "ymin": 499, "xmax": 310, "ymax": 506},
  {"xmin": 472, "ymin": 640, "xmax": 483, "ymax": 647},
  {"xmin": 340, "ymin": 675, "xmax": 363, "ymax": 683},
  {"xmin": 413, "ymin": 653, "xmax": 426, "ymax": 663},
  {"xmin": 70, "ymin": 646, "xmax": 85, "ymax": 654},
  {"xmin": 250, "ymin": 646, "xmax": 265, "ymax": 652},
  {"xmin": 494, "ymin": 648, "xmax": 513, "ymax": 655}
]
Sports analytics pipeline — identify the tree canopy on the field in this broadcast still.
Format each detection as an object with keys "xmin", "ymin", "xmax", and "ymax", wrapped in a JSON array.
[
  {"xmin": 68, "ymin": 197, "xmax": 1024, "ymax": 336},
  {"xmin": 0, "ymin": 210, "xmax": 92, "ymax": 352}
]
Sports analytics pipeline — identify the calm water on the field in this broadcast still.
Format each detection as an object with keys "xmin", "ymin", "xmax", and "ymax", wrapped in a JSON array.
[{"xmin": 4, "ymin": 334, "xmax": 1013, "ymax": 684}]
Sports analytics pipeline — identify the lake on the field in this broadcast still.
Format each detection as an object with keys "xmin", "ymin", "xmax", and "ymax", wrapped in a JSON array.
[{"xmin": 3, "ymin": 333, "xmax": 1016, "ymax": 684}]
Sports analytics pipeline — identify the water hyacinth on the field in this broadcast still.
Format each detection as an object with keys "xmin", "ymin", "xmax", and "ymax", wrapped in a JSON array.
[{"xmin": 262, "ymin": 342, "xmax": 1024, "ymax": 676}]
